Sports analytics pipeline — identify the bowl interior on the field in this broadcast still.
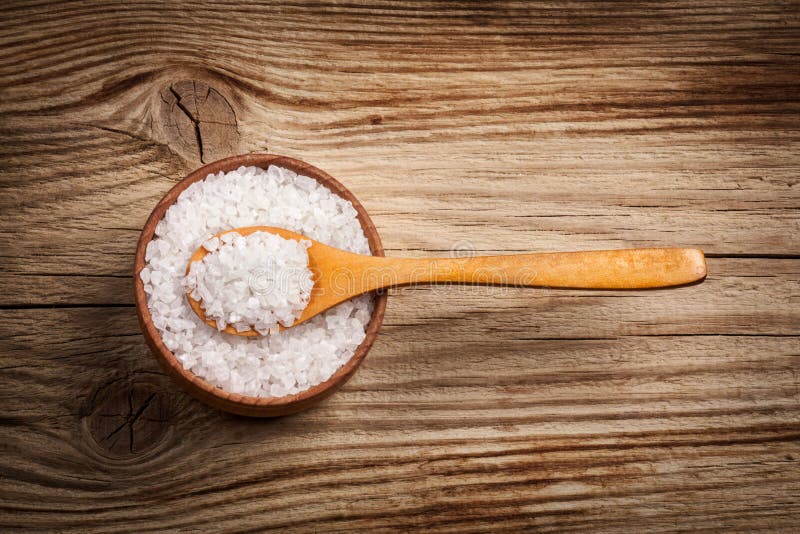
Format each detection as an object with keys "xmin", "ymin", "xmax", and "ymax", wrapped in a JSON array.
[{"xmin": 133, "ymin": 154, "xmax": 387, "ymax": 416}]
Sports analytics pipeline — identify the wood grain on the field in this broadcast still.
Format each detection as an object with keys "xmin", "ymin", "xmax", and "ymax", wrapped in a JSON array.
[{"xmin": 1, "ymin": 1, "xmax": 799, "ymax": 532}]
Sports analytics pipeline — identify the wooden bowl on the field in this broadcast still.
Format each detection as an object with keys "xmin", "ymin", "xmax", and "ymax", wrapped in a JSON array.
[{"xmin": 133, "ymin": 154, "xmax": 387, "ymax": 417}]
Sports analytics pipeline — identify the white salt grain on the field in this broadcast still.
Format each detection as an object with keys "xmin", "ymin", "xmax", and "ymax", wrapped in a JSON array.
[
  {"xmin": 141, "ymin": 165, "xmax": 373, "ymax": 398},
  {"xmin": 184, "ymin": 231, "xmax": 314, "ymax": 334}
]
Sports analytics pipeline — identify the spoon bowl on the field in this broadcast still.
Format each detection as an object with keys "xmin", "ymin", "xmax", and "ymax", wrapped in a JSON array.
[{"xmin": 134, "ymin": 154, "xmax": 387, "ymax": 417}]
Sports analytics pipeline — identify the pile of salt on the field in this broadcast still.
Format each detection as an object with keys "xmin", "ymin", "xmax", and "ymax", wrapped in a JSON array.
[{"xmin": 184, "ymin": 231, "xmax": 314, "ymax": 334}]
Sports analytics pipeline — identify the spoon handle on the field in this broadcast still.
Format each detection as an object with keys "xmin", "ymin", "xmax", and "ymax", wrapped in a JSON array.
[{"xmin": 363, "ymin": 248, "xmax": 706, "ymax": 290}]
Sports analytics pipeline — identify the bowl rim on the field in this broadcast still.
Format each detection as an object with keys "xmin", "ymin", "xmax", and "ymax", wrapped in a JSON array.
[{"xmin": 133, "ymin": 154, "xmax": 388, "ymax": 416}]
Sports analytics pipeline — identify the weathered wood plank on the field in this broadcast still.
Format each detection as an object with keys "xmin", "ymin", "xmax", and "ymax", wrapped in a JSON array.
[
  {"xmin": 1, "ymin": 304, "xmax": 798, "ymax": 531},
  {"xmin": 0, "ymin": 121, "xmax": 797, "ymax": 282},
  {"xmin": 1, "ymin": 0, "xmax": 799, "ymax": 531},
  {"xmin": 0, "ymin": 258, "xmax": 796, "ymax": 341},
  {"xmin": 0, "ymin": 1, "xmax": 798, "ymax": 278}
]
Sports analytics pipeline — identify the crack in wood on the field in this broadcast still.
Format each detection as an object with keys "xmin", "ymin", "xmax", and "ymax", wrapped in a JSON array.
[{"xmin": 169, "ymin": 84, "xmax": 205, "ymax": 163}]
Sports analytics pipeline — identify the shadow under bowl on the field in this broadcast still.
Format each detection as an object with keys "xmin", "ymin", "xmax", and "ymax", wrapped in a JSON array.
[{"xmin": 133, "ymin": 154, "xmax": 388, "ymax": 417}]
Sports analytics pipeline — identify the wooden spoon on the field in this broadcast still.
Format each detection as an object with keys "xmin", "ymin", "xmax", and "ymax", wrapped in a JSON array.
[{"xmin": 186, "ymin": 226, "xmax": 707, "ymax": 337}]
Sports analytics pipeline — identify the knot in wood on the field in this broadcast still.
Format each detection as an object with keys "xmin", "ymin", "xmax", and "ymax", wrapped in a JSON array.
[
  {"xmin": 85, "ymin": 377, "xmax": 171, "ymax": 458},
  {"xmin": 160, "ymin": 79, "xmax": 240, "ymax": 163}
]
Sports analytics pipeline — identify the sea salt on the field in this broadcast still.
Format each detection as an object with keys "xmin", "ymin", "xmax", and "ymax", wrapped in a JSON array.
[
  {"xmin": 184, "ymin": 231, "xmax": 314, "ymax": 334},
  {"xmin": 142, "ymin": 165, "xmax": 373, "ymax": 398}
]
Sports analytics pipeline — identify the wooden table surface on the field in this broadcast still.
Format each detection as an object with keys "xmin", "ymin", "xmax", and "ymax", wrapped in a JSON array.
[{"xmin": 2, "ymin": 1, "xmax": 799, "ymax": 531}]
